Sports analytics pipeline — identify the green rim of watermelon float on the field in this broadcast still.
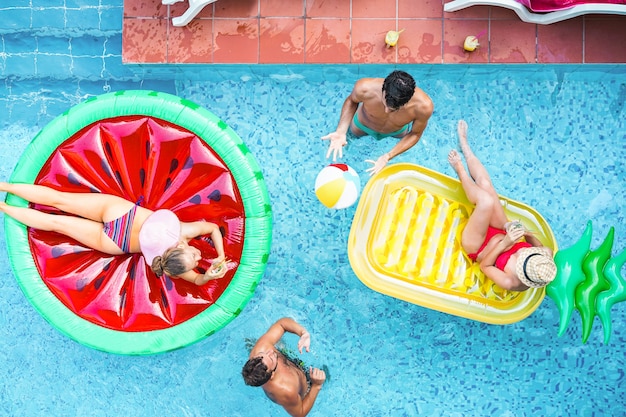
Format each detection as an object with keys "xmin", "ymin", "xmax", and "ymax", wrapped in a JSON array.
[{"xmin": 4, "ymin": 90, "xmax": 272, "ymax": 355}]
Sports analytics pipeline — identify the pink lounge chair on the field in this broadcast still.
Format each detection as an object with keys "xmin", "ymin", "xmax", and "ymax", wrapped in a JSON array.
[
  {"xmin": 444, "ymin": 0, "xmax": 626, "ymax": 23},
  {"xmin": 162, "ymin": 0, "xmax": 217, "ymax": 26}
]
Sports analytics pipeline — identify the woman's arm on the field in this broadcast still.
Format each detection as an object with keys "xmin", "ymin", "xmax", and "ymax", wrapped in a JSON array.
[
  {"xmin": 174, "ymin": 265, "xmax": 228, "ymax": 285},
  {"xmin": 176, "ymin": 270, "xmax": 209, "ymax": 285},
  {"xmin": 481, "ymin": 265, "xmax": 527, "ymax": 291},
  {"xmin": 478, "ymin": 228, "xmax": 527, "ymax": 291},
  {"xmin": 523, "ymin": 232, "xmax": 553, "ymax": 256},
  {"xmin": 175, "ymin": 221, "xmax": 227, "ymax": 284},
  {"xmin": 181, "ymin": 221, "xmax": 226, "ymax": 259},
  {"xmin": 478, "ymin": 227, "xmax": 522, "ymax": 270}
]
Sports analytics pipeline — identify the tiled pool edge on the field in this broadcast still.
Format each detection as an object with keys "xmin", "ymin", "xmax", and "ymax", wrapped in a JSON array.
[{"xmin": 123, "ymin": 63, "xmax": 626, "ymax": 83}]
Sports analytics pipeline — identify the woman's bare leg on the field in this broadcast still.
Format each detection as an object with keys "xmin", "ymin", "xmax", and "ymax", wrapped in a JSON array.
[
  {"xmin": 0, "ymin": 182, "xmax": 135, "ymax": 223},
  {"xmin": 0, "ymin": 202, "xmax": 124, "ymax": 255},
  {"xmin": 456, "ymin": 120, "xmax": 507, "ymax": 228},
  {"xmin": 448, "ymin": 150, "xmax": 494, "ymax": 253}
]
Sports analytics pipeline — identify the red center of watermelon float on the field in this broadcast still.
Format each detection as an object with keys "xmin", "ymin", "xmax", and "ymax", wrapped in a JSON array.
[{"xmin": 27, "ymin": 115, "xmax": 245, "ymax": 332}]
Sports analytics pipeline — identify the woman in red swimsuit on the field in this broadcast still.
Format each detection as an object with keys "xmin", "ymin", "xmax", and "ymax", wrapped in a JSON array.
[
  {"xmin": 0, "ymin": 182, "xmax": 227, "ymax": 285},
  {"xmin": 447, "ymin": 120, "xmax": 557, "ymax": 291}
]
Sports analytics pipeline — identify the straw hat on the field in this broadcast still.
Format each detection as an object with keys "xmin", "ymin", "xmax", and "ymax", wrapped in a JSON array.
[{"xmin": 515, "ymin": 246, "xmax": 557, "ymax": 288}]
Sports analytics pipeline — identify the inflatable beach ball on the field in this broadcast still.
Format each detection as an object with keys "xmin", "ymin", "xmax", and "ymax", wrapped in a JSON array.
[{"xmin": 315, "ymin": 164, "xmax": 361, "ymax": 209}]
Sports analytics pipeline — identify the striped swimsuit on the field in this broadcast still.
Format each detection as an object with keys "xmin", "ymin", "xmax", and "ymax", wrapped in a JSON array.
[{"xmin": 102, "ymin": 204, "xmax": 138, "ymax": 253}]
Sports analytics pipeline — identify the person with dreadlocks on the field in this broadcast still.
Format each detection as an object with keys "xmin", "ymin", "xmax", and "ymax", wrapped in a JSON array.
[{"xmin": 322, "ymin": 70, "xmax": 433, "ymax": 175}]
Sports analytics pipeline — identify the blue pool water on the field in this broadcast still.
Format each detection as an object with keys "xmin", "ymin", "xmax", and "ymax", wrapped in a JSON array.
[{"xmin": 1, "ymin": 2, "xmax": 626, "ymax": 417}]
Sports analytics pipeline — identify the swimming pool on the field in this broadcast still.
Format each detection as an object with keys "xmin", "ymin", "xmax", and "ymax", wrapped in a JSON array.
[{"xmin": 1, "ymin": 2, "xmax": 625, "ymax": 417}]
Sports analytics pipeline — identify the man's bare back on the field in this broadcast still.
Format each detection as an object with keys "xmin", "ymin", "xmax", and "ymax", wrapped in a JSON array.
[
  {"xmin": 353, "ymin": 77, "xmax": 432, "ymax": 134},
  {"xmin": 242, "ymin": 318, "xmax": 326, "ymax": 417},
  {"xmin": 322, "ymin": 70, "xmax": 433, "ymax": 176},
  {"xmin": 263, "ymin": 350, "xmax": 309, "ymax": 404}
]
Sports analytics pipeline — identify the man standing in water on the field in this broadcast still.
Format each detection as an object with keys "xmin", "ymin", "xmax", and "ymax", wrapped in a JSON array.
[
  {"xmin": 322, "ymin": 70, "xmax": 433, "ymax": 175},
  {"xmin": 242, "ymin": 318, "xmax": 326, "ymax": 417}
]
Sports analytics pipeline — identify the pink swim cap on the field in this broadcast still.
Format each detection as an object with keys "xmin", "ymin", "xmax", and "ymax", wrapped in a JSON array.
[{"xmin": 139, "ymin": 209, "xmax": 181, "ymax": 265}]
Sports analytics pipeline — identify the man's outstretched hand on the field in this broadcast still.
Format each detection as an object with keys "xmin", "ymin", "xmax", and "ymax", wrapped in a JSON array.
[
  {"xmin": 321, "ymin": 132, "xmax": 347, "ymax": 161},
  {"xmin": 365, "ymin": 153, "xmax": 390, "ymax": 176},
  {"xmin": 298, "ymin": 331, "xmax": 311, "ymax": 353},
  {"xmin": 309, "ymin": 367, "xmax": 326, "ymax": 386}
]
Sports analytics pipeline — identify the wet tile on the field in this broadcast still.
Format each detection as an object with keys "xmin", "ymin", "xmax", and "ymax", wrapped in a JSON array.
[
  {"xmin": 167, "ymin": 19, "xmax": 213, "ymax": 63},
  {"xmin": 168, "ymin": 1, "xmax": 187, "ymax": 18},
  {"xmin": 584, "ymin": 16, "xmax": 626, "ymax": 63},
  {"xmin": 121, "ymin": 0, "xmax": 626, "ymax": 64},
  {"xmin": 122, "ymin": 18, "xmax": 168, "ymax": 63},
  {"xmin": 305, "ymin": 18, "xmax": 351, "ymax": 63},
  {"xmin": 399, "ymin": 0, "xmax": 443, "ymax": 18},
  {"xmin": 214, "ymin": 0, "xmax": 259, "ymax": 18},
  {"xmin": 306, "ymin": 0, "xmax": 351, "ymax": 18},
  {"xmin": 213, "ymin": 18, "xmax": 259, "ymax": 63},
  {"xmin": 351, "ymin": 19, "xmax": 397, "ymax": 63},
  {"xmin": 124, "ymin": 0, "xmax": 167, "ymax": 18},
  {"xmin": 261, "ymin": 0, "xmax": 303, "ymax": 17},
  {"xmin": 537, "ymin": 18, "xmax": 583, "ymax": 63},
  {"xmin": 397, "ymin": 19, "xmax": 444, "ymax": 63},
  {"xmin": 259, "ymin": 18, "xmax": 305, "ymax": 63},
  {"xmin": 443, "ymin": 19, "xmax": 489, "ymax": 63},
  {"xmin": 353, "ymin": 0, "xmax": 397, "ymax": 19},
  {"xmin": 490, "ymin": 19, "xmax": 537, "ymax": 63}
]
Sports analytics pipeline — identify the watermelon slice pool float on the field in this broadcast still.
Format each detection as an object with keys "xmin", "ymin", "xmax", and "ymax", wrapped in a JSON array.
[{"xmin": 4, "ymin": 91, "xmax": 272, "ymax": 355}]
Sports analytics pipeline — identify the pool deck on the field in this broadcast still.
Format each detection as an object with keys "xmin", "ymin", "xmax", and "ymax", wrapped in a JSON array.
[{"xmin": 122, "ymin": 0, "xmax": 626, "ymax": 64}]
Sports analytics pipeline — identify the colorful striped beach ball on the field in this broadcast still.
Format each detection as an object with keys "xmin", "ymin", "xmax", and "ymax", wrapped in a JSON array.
[{"xmin": 315, "ymin": 163, "xmax": 361, "ymax": 209}]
